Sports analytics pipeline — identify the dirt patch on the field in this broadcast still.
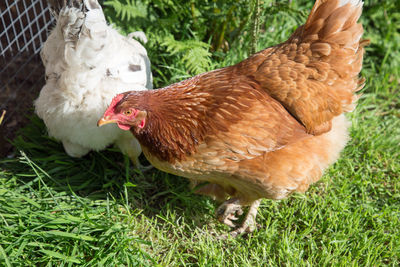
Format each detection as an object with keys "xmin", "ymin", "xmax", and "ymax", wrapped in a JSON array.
[
  {"xmin": 0, "ymin": 52, "xmax": 45, "ymax": 157},
  {"xmin": 0, "ymin": 0, "xmax": 52, "ymax": 157}
]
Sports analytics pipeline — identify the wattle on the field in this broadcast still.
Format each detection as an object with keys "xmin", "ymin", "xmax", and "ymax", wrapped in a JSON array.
[{"xmin": 117, "ymin": 123, "xmax": 131, "ymax": 131}]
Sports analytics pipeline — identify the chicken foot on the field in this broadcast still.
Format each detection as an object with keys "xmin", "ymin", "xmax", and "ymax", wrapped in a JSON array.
[
  {"xmin": 230, "ymin": 199, "xmax": 261, "ymax": 238},
  {"xmin": 216, "ymin": 198, "xmax": 244, "ymax": 228},
  {"xmin": 217, "ymin": 198, "xmax": 261, "ymax": 238}
]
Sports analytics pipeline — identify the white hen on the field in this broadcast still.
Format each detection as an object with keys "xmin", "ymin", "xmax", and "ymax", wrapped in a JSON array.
[{"xmin": 35, "ymin": 0, "xmax": 152, "ymax": 166}]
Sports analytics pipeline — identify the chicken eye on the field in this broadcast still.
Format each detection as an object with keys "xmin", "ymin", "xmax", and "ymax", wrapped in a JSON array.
[{"xmin": 124, "ymin": 110, "xmax": 132, "ymax": 115}]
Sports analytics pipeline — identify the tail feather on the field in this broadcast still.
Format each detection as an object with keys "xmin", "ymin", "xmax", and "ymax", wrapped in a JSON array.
[
  {"xmin": 47, "ymin": 0, "xmax": 83, "ymax": 18},
  {"xmin": 300, "ymin": 0, "xmax": 366, "ymax": 130},
  {"xmin": 241, "ymin": 0, "xmax": 367, "ymax": 135},
  {"xmin": 304, "ymin": 0, "xmax": 363, "ymax": 49}
]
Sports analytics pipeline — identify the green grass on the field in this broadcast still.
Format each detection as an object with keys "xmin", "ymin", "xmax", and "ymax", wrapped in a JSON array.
[{"xmin": 1, "ymin": 0, "xmax": 400, "ymax": 265}]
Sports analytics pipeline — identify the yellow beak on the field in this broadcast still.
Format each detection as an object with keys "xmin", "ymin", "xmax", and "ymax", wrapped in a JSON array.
[{"xmin": 97, "ymin": 117, "xmax": 117, "ymax": 127}]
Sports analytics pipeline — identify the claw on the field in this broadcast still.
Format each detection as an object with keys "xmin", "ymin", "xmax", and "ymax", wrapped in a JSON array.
[
  {"xmin": 236, "ymin": 208, "xmax": 244, "ymax": 216},
  {"xmin": 222, "ymin": 218, "xmax": 236, "ymax": 228},
  {"xmin": 229, "ymin": 215, "xmax": 239, "ymax": 221}
]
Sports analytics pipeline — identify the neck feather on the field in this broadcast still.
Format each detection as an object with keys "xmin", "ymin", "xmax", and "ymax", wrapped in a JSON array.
[{"xmin": 131, "ymin": 76, "xmax": 212, "ymax": 162}]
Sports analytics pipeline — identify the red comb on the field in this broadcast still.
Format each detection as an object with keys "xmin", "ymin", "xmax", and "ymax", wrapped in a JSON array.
[
  {"xmin": 104, "ymin": 94, "xmax": 125, "ymax": 116},
  {"xmin": 110, "ymin": 94, "xmax": 124, "ymax": 108}
]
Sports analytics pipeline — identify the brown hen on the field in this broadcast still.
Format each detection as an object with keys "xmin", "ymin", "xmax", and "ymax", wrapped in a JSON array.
[{"xmin": 98, "ymin": 0, "xmax": 367, "ymax": 237}]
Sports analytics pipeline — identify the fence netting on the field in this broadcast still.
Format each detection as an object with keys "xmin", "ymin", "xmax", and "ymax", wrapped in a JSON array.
[{"xmin": 0, "ymin": 0, "xmax": 54, "ymax": 155}]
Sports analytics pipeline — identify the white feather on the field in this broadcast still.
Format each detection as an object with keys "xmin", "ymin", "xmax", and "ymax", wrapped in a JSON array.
[{"xmin": 35, "ymin": 0, "xmax": 152, "ymax": 163}]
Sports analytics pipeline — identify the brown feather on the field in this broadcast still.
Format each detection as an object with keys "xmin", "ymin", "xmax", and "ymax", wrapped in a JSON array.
[
  {"xmin": 237, "ymin": 0, "xmax": 365, "ymax": 135},
  {"xmin": 117, "ymin": 68, "xmax": 309, "ymax": 163}
]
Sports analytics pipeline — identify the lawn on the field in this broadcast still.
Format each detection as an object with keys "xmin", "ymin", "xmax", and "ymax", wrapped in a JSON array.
[{"xmin": 1, "ymin": 0, "xmax": 399, "ymax": 266}]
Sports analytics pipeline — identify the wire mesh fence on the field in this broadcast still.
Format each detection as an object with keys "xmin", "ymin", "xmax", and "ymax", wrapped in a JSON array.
[{"xmin": 0, "ymin": 0, "xmax": 54, "ymax": 155}]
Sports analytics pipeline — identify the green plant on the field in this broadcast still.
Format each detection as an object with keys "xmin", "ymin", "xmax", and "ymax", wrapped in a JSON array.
[{"xmin": 103, "ymin": 0, "xmax": 307, "ymax": 86}]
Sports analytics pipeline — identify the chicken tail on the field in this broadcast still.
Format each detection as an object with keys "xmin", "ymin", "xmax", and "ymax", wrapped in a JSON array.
[
  {"xmin": 245, "ymin": 0, "xmax": 367, "ymax": 135},
  {"xmin": 289, "ymin": 0, "xmax": 367, "ymax": 112},
  {"xmin": 47, "ymin": 0, "xmax": 83, "ymax": 19}
]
